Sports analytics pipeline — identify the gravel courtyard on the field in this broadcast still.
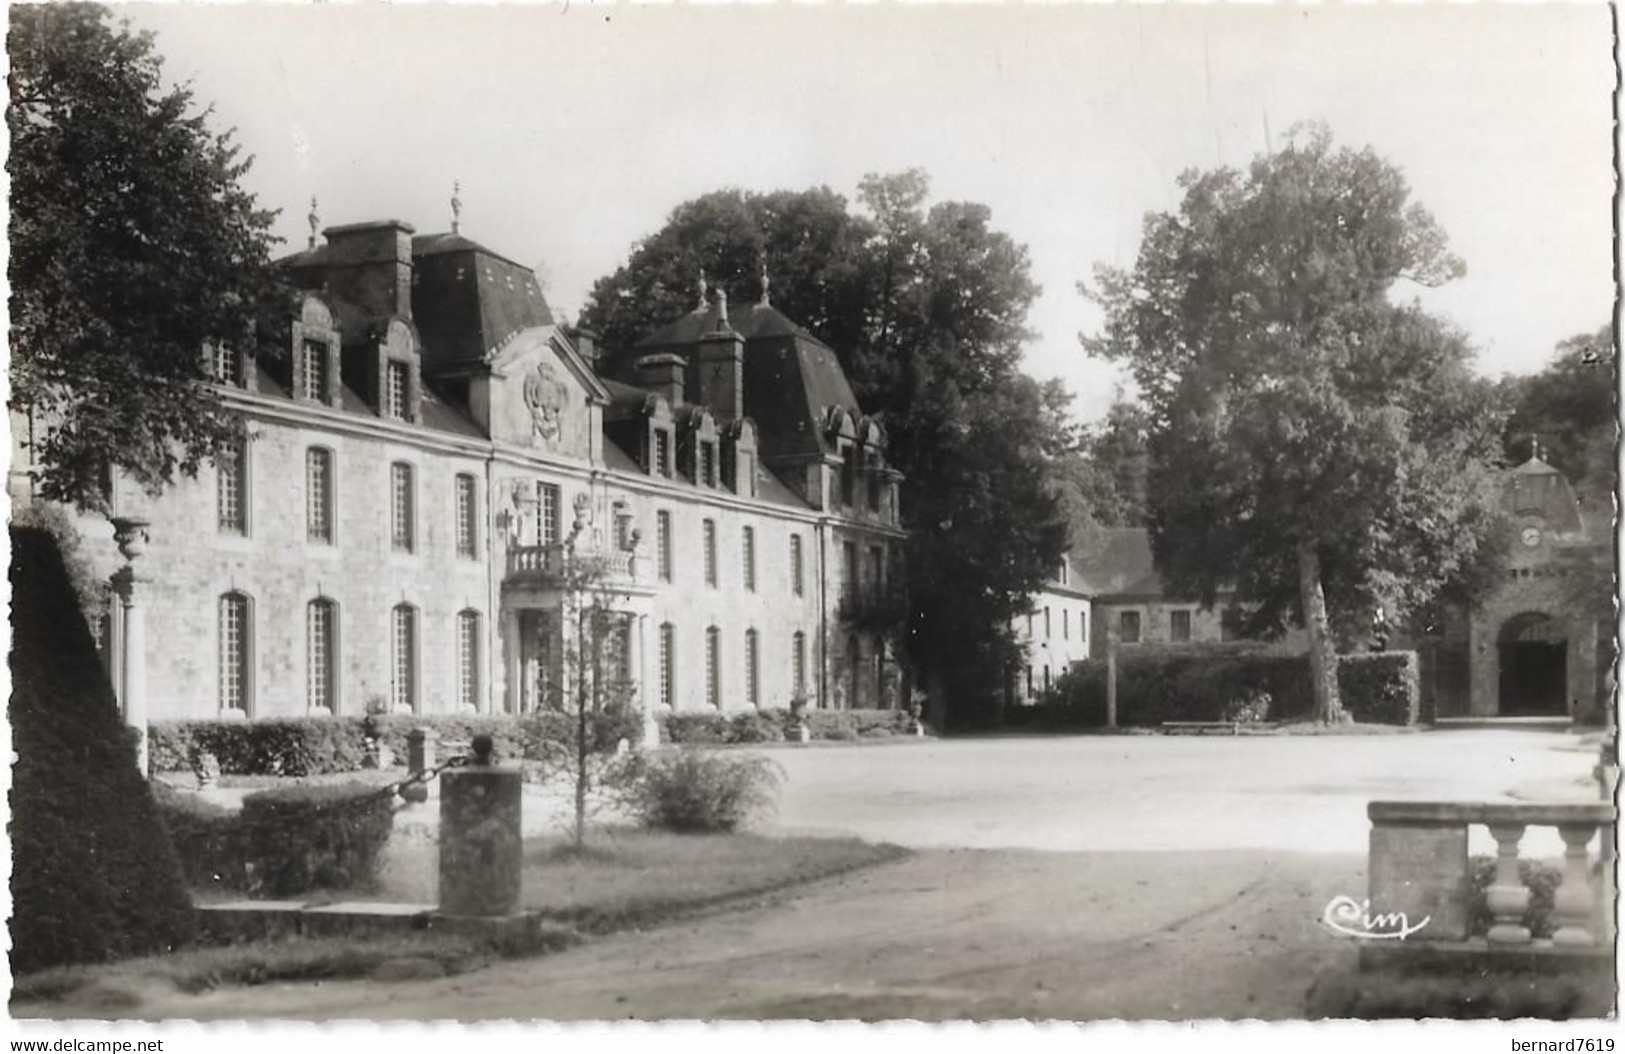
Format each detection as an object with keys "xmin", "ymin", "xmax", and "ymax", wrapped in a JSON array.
[{"xmin": 33, "ymin": 726, "xmax": 1604, "ymax": 1021}]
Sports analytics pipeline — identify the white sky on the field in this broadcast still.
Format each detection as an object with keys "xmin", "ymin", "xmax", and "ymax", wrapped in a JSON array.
[{"xmin": 123, "ymin": 2, "xmax": 1616, "ymax": 424}]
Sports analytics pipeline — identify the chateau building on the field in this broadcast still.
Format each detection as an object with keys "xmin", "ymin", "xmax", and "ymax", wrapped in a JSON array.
[{"xmin": 16, "ymin": 216, "xmax": 908, "ymax": 736}]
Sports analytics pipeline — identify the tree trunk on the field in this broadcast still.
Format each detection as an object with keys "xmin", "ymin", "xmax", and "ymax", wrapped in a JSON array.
[{"xmin": 1297, "ymin": 541, "xmax": 1348, "ymax": 724}]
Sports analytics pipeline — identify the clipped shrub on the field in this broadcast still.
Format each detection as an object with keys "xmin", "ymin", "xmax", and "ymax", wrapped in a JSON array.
[
  {"xmin": 1338, "ymin": 651, "xmax": 1420, "ymax": 725},
  {"xmin": 626, "ymin": 749, "xmax": 782, "ymax": 833},
  {"xmin": 727, "ymin": 710, "xmax": 786, "ymax": 744},
  {"xmin": 658, "ymin": 707, "xmax": 910, "ymax": 745},
  {"xmin": 238, "ymin": 783, "xmax": 396, "ymax": 896},
  {"xmin": 1037, "ymin": 644, "xmax": 1421, "ymax": 728},
  {"xmin": 662, "ymin": 712, "xmax": 731, "ymax": 745},
  {"xmin": 10, "ymin": 525, "xmax": 196, "ymax": 974},
  {"xmin": 151, "ymin": 782, "xmax": 249, "ymax": 889}
]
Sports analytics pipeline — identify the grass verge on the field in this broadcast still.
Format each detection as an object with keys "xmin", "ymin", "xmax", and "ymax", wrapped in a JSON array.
[{"xmin": 14, "ymin": 827, "xmax": 905, "ymax": 1012}]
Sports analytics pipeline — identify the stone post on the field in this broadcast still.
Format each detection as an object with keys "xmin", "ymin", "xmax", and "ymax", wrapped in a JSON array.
[
  {"xmin": 1106, "ymin": 627, "xmax": 1119, "ymax": 729},
  {"xmin": 109, "ymin": 517, "xmax": 151, "ymax": 778},
  {"xmin": 503, "ymin": 610, "xmax": 523, "ymax": 714},
  {"xmin": 634, "ymin": 613, "xmax": 659, "ymax": 748},
  {"xmin": 438, "ymin": 735, "xmax": 523, "ymax": 917},
  {"xmin": 402, "ymin": 726, "xmax": 438, "ymax": 804}
]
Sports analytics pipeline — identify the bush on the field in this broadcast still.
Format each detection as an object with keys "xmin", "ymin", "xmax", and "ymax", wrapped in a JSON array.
[
  {"xmin": 154, "ymin": 781, "xmax": 396, "ymax": 897},
  {"xmin": 1037, "ymin": 644, "xmax": 1421, "ymax": 728},
  {"xmin": 1468, "ymin": 856, "xmax": 1563, "ymax": 939},
  {"xmin": 148, "ymin": 709, "xmax": 646, "ymax": 777},
  {"xmin": 657, "ymin": 708, "xmax": 910, "ymax": 745},
  {"xmin": 1338, "ymin": 651, "xmax": 1420, "ymax": 725},
  {"xmin": 10, "ymin": 525, "xmax": 196, "ymax": 974},
  {"xmin": 727, "ymin": 710, "xmax": 786, "ymax": 744},
  {"xmin": 626, "ymin": 750, "xmax": 782, "ymax": 832}
]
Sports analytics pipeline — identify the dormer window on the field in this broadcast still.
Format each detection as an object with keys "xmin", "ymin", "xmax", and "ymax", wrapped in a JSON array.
[
  {"xmin": 210, "ymin": 342, "xmax": 241, "ymax": 387},
  {"xmin": 841, "ymin": 446, "xmax": 858, "ymax": 507},
  {"xmin": 385, "ymin": 361, "xmax": 410, "ymax": 420},
  {"xmin": 866, "ymin": 465, "xmax": 881, "ymax": 512},
  {"xmin": 301, "ymin": 339, "xmax": 332, "ymax": 404},
  {"xmin": 652, "ymin": 428, "xmax": 673, "ymax": 479},
  {"xmin": 699, "ymin": 441, "xmax": 717, "ymax": 488}
]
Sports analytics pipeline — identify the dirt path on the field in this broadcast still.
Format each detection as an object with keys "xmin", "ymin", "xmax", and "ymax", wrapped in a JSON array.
[{"xmin": 38, "ymin": 848, "xmax": 1366, "ymax": 1021}]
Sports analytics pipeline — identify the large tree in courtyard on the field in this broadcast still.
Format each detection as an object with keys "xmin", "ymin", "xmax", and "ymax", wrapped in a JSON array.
[
  {"xmin": 582, "ymin": 172, "xmax": 1070, "ymax": 724},
  {"xmin": 9, "ymin": 3, "xmax": 286, "ymax": 512},
  {"xmin": 1084, "ymin": 125, "xmax": 1506, "ymax": 723}
]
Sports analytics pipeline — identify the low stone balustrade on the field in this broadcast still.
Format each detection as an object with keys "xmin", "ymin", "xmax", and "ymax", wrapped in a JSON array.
[
  {"xmin": 1365, "ymin": 800, "xmax": 1615, "ymax": 965},
  {"xmin": 505, "ymin": 543, "xmax": 637, "ymax": 586}
]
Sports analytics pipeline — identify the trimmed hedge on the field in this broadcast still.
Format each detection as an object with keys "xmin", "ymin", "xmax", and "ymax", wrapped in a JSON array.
[
  {"xmin": 149, "ymin": 710, "xmax": 646, "ymax": 777},
  {"xmin": 9, "ymin": 526, "xmax": 197, "ymax": 974},
  {"xmin": 657, "ymin": 707, "xmax": 911, "ymax": 745},
  {"xmin": 1021, "ymin": 646, "xmax": 1421, "ymax": 729},
  {"xmin": 154, "ymin": 781, "xmax": 396, "ymax": 897}
]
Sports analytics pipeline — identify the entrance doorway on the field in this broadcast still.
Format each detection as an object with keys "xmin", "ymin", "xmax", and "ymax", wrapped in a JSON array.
[{"xmin": 1497, "ymin": 613, "xmax": 1568, "ymax": 716}]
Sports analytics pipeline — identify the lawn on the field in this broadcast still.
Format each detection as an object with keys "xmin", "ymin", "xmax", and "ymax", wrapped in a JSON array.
[{"xmin": 14, "ymin": 822, "xmax": 904, "ymax": 1013}]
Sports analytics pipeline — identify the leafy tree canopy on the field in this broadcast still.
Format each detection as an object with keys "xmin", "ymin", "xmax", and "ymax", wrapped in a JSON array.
[
  {"xmin": 1501, "ymin": 323, "xmax": 1616, "ymax": 505},
  {"xmin": 9, "ymin": 3, "xmax": 287, "ymax": 512},
  {"xmin": 581, "ymin": 171, "xmax": 1069, "ymax": 724},
  {"xmin": 1052, "ymin": 397, "xmax": 1150, "ymax": 534},
  {"xmin": 1084, "ymin": 124, "xmax": 1507, "ymax": 721}
]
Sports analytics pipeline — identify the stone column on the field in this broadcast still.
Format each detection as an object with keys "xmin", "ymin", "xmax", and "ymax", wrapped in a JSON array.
[
  {"xmin": 402, "ymin": 726, "xmax": 437, "ymax": 804},
  {"xmin": 109, "ymin": 516, "xmax": 151, "ymax": 778},
  {"xmin": 438, "ymin": 736, "xmax": 523, "ymax": 917},
  {"xmin": 503, "ymin": 609, "xmax": 522, "ymax": 714}
]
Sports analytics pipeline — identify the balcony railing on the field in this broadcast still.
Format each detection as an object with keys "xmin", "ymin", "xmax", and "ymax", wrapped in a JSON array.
[
  {"xmin": 837, "ymin": 585, "xmax": 909, "ymax": 632},
  {"xmin": 505, "ymin": 543, "xmax": 637, "ymax": 587},
  {"xmin": 1361, "ymin": 800, "xmax": 1615, "ymax": 965}
]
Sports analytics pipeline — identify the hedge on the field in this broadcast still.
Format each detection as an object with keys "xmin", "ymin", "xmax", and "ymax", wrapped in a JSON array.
[
  {"xmin": 658, "ymin": 707, "xmax": 912, "ymax": 745},
  {"xmin": 1021, "ymin": 646, "xmax": 1421, "ymax": 728},
  {"xmin": 148, "ymin": 710, "xmax": 646, "ymax": 777},
  {"xmin": 9, "ymin": 526, "xmax": 196, "ymax": 974},
  {"xmin": 154, "ymin": 781, "xmax": 395, "ymax": 897}
]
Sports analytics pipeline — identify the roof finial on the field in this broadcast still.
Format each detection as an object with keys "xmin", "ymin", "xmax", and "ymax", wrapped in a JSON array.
[
  {"xmin": 451, "ymin": 180, "xmax": 463, "ymax": 235},
  {"xmin": 696, "ymin": 267, "xmax": 708, "ymax": 311},
  {"xmin": 307, "ymin": 196, "xmax": 320, "ymax": 249},
  {"xmin": 716, "ymin": 284, "xmax": 729, "ymax": 326},
  {"xmin": 760, "ymin": 260, "xmax": 772, "ymax": 306}
]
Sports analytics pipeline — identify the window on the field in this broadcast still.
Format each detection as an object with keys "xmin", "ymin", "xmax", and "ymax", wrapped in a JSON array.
[
  {"xmin": 792, "ymin": 631, "xmax": 807, "ymax": 696},
  {"xmin": 745, "ymin": 629, "xmax": 760, "ymax": 708},
  {"xmin": 841, "ymin": 448, "xmax": 856, "ymax": 506},
  {"xmin": 790, "ymin": 535, "xmax": 805, "ymax": 597},
  {"xmin": 1044, "ymin": 666, "xmax": 1052, "ymax": 692},
  {"xmin": 1063, "ymin": 609, "xmax": 1070, "ymax": 641},
  {"xmin": 659, "ymin": 622, "xmax": 675, "ymax": 707},
  {"xmin": 1027, "ymin": 666, "xmax": 1034, "ymax": 697},
  {"xmin": 211, "ymin": 342, "xmax": 239, "ymax": 386},
  {"xmin": 1059, "ymin": 560, "xmax": 1069, "ymax": 586},
  {"xmin": 867, "ymin": 470, "xmax": 881, "ymax": 512},
  {"xmin": 458, "ymin": 610, "xmax": 481, "ymax": 712},
  {"xmin": 306, "ymin": 448, "xmax": 333, "ymax": 544},
  {"xmin": 391, "ymin": 604, "xmax": 417, "ymax": 712},
  {"xmin": 1044, "ymin": 607, "xmax": 1052, "ymax": 639},
  {"xmin": 742, "ymin": 526, "xmax": 757, "ymax": 592},
  {"xmin": 657, "ymin": 511, "xmax": 673, "ymax": 582},
  {"xmin": 705, "ymin": 626, "xmax": 721, "ymax": 708},
  {"xmin": 869, "ymin": 546, "xmax": 885, "ymax": 592},
  {"xmin": 455, "ymin": 474, "xmax": 478, "ymax": 558},
  {"xmin": 848, "ymin": 635, "xmax": 863, "ymax": 707},
  {"xmin": 616, "ymin": 618, "xmax": 634, "ymax": 685},
  {"xmin": 1119, "ymin": 610, "xmax": 1142, "ymax": 644},
  {"xmin": 390, "ymin": 462, "xmax": 415, "ymax": 552},
  {"xmin": 699, "ymin": 441, "xmax": 717, "ymax": 488},
  {"xmin": 302, "ymin": 339, "xmax": 329, "ymax": 402},
  {"xmin": 385, "ymin": 361, "xmax": 410, "ymax": 420},
  {"xmin": 217, "ymin": 435, "xmax": 247, "ymax": 534},
  {"xmin": 540, "ymin": 483, "xmax": 561, "ymax": 546},
  {"xmin": 1170, "ymin": 609, "xmax": 1192, "ymax": 643},
  {"xmin": 307, "ymin": 599, "xmax": 336, "ymax": 713},
  {"xmin": 703, "ymin": 519, "xmax": 718, "ymax": 588},
  {"xmin": 653, "ymin": 430, "xmax": 672, "ymax": 478},
  {"xmin": 615, "ymin": 511, "xmax": 632, "ymax": 552},
  {"xmin": 844, "ymin": 541, "xmax": 859, "ymax": 600},
  {"xmin": 218, "ymin": 592, "xmax": 251, "ymax": 713}
]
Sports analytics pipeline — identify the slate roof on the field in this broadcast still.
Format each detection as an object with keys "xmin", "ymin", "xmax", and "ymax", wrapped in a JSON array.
[
  {"xmin": 635, "ymin": 300, "xmax": 825, "ymax": 349},
  {"xmin": 249, "ymin": 363, "xmax": 485, "ymax": 438},
  {"xmin": 1066, "ymin": 528, "xmax": 1164, "ymax": 598}
]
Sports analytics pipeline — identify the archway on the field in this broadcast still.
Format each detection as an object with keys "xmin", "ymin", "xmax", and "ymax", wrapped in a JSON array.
[{"xmin": 1497, "ymin": 612, "xmax": 1568, "ymax": 716}]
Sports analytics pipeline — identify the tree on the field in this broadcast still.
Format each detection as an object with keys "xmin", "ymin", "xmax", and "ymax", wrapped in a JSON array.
[
  {"xmin": 582, "ymin": 172, "xmax": 1070, "ymax": 725},
  {"xmin": 1053, "ymin": 397, "xmax": 1150, "ymax": 534},
  {"xmin": 1501, "ymin": 323, "xmax": 1617, "ymax": 507},
  {"xmin": 8, "ymin": 3, "xmax": 287, "ymax": 512},
  {"xmin": 1084, "ymin": 125, "xmax": 1507, "ymax": 723}
]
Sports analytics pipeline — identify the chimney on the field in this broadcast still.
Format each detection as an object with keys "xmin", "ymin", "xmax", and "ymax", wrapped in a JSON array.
[
  {"xmin": 694, "ymin": 288, "xmax": 745, "ymax": 420},
  {"xmin": 635, "ymin": 353, "xmax": 686, "ymax": 407},
  {"xmin": 570, "ymin": 327, "xmax": 600, "ymax": 365},
  {"xmin": 320, "ymin": 220, "xmax": 416, "ymax": 321}
]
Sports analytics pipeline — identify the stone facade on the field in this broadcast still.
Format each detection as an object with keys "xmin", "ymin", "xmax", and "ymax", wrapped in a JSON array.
[
  {"xmin": 1009, "ymin": 559, "xmax": 1092, "ymax": 702},
  {"xmin": 18, "ymin": 218, "xmax": 908, "ymax": 733}
]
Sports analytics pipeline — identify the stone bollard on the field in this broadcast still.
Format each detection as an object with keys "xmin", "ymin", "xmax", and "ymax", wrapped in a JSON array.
[
  {"xmin": 438, "ymin": 734, "xmax": 523, "ymax": 917},
  {"xmin": 402, "ymin": 727, "xmax": 437, "ymax": 804}
]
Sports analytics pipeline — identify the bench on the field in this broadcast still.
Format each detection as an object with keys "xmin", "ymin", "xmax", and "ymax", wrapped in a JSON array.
[{"xmin": 1160, "ymin": 721, "xmax": 1239, "ymax": 736}]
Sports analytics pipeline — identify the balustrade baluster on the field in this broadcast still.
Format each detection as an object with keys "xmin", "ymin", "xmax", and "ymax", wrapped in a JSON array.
[
  {"xmin": 1485, "ymin": 823, "xmax": 1532, "ymax": 945},
  {"xmin": 1552, "ymin": 824, "xmax": 1598, "ymax": 947}
]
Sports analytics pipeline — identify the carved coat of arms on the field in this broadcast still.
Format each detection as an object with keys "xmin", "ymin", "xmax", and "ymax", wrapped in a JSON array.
[{"xmin": 522, "ymin": 360, "xmax": 568, "ymax": 447}]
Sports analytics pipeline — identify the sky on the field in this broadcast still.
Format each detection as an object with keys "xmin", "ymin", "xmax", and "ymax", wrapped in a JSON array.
[{"xmin": 122, "ymin": 2, "xmax": 1617, "ymax": 424}]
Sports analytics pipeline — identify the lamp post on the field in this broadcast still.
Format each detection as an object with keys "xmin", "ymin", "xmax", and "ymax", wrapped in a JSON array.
[{"xmin": 108, "ymin": 516, "xmax": 151, "ymax": 777}]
